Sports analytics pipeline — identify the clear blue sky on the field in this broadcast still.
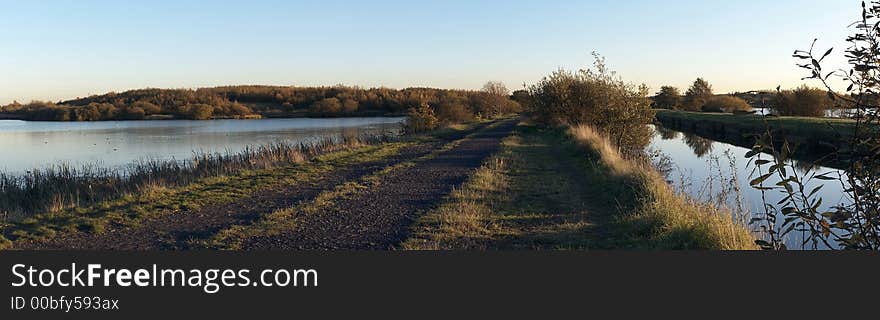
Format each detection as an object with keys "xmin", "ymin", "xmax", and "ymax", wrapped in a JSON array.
[{"xmin": 0, "ymin": 0, "xmax": 861, "ymax": 104}]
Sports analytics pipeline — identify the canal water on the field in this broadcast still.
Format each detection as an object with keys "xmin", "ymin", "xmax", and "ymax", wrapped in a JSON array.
[{"xmin": 648, "ymin": 124, "xmax": 849, "ymax": 249}]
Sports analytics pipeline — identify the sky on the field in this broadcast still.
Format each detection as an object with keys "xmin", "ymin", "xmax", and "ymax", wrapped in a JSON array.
[{"xmin": 0, "ymin": 0, "xmax": 862, "ymax": 104}]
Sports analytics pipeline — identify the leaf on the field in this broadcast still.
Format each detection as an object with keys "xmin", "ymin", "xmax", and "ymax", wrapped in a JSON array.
[
  {"xmin": 755, "ymin": 240, "xmax": 774, "ymax": 249},
  {"xmin": 820, "ymin": 48, "xmax": 834, "ymax": 61},
  {"xmin": 815, "ymin": 173, "xmax": 837, "ymax": 180},
  {"xmin": 808, "ymin": 185, "xmax": 824, "ymax": 198},
  {"xmin": 750, "ymin": 173, "xmax": 774, "ymax": 186}
]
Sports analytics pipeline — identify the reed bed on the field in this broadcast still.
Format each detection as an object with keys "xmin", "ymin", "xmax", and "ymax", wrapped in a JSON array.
[{"xmin": 0, "ymin": 134, "xmax": 395, "ymax": 222}]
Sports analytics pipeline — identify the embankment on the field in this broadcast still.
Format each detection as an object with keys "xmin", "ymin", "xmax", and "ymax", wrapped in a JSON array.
[
  {"xmin": 569, "ymin": 125, "xmax": 757, "ymax": 250},
  {"xmin": 654, "ymin": 110, "xmax": 876, "ymax": 167}
]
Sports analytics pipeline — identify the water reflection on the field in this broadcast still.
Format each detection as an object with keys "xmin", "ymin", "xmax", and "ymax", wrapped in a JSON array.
[
  {"xmin": 654, "ymin": 125, "xmax": 680, "ymax": 140},
  {"xmin": 648, "ymin": 124, "xmax": 849, "ymax": 249},
  {"xmin": 682, "ymin": 133, "xmax": 714, "ymax": 157},
  {"xmin": 0, "ymin": 117, "xmax": 404, "ymax": 174}
]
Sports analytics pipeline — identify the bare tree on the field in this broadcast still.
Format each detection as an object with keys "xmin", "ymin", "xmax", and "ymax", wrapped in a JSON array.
[{"xmin": 482, "ymin": 81, "xmax": 510, "ymax": 97}]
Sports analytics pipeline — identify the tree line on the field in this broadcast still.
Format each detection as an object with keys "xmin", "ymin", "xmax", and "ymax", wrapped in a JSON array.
[
  {"xmin": 650, "ymin": 78, "xmax": 870, "ymax": 117},
  {"xmin": 0, "ymin": 85, "xmax": 521, "ymax": 122}
]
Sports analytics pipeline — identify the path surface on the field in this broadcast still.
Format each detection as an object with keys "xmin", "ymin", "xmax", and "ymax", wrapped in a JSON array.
[
  {"xmin": 17, "ymin": 120, "xmax": 515, "ymax": 250},
  {"xmin": 242, "ymin": 120, "xmax": 518, "ymax": 249}
]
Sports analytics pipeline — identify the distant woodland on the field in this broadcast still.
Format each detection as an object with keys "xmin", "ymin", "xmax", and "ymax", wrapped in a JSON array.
[{"xmin": 0, "ymin": 84, "xmax": 521, "ymax": 122}]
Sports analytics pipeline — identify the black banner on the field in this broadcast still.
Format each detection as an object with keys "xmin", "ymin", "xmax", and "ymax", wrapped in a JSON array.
[{"xmin": 1, "ymin": 251, "xmax": 877, "ymax": 319}]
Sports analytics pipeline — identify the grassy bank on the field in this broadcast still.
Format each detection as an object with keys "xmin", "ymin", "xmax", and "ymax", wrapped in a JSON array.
[
  {"xmin": 654, "ymin": 109, "xmax": 869, "ymax": 144},
  {"xmin": 569, "ymin": 125, "xmax": 756, "ymax": 250},
  {"xmin": 654, "ymin": 109, "xmax": 880, "ymax": 168},
  {"xmin": 0, "ymin": 136, "xmax": 391, "ymax": 221},
  {"xmin": 404, "ymin": 122, "xmax": 756, "ymax": 250}
]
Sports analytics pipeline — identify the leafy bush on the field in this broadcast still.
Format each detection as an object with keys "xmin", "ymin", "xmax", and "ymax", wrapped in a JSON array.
[
  {"xmin": 683, "ymin": 78, "xmax": 713, "ymax": 111},
  {"xmin": 341, "ymin": 99, "xmax": 359, "ymax": 113},
  {"xmin": 526, "ymin": 53, "xmax": 655, "ymax": 154},
  {"xmin": 434, "ymin": 100, "xmax": 473, "ymax": 124},
  {"xmin": 187, "ymin": 104, "xmax": 214, "ymax": 120},
  {"xmin": 403, "ymin": 103, "xmax": 439, "ymax": 134},
  {"xmin": 772, "ymin": 85, "xmax": 831, "ymax": 117},
  {"xmin": 654, "ymin": 86, "xmax": 682, "ymax": 109},
  {"xmin": 132, "ymin": 100, "xmax": 161, "ymax": 115},
  {"xmin": 119, "ymin": 106, "xmax": 146, "ymax": 120},
  {"xmin": 309, "ymin": 97, "xmax": 343, "ymax": 115},
  {"xmin": 751, "ymin": 1, "xmax": 880, "ymax": 250},
  {"xmin": 701, "ymin": 96, "xmax": 753, "ymax": 113}
]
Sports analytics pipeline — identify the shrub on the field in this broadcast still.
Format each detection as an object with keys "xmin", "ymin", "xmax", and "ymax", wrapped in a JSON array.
[
  {"xmin": 132, "ymin": 100, "xmax": 161, "ymax": 115},
  {"xmin": 188, "ymin": 104, "xmax": 214, "ymax": 120},
  {"xmin": 526, "ymin": 53, "xmax": 655, "ymax": 154},
  {"xmin": 654, "ymin": 86, "xmax": 682, "ymax": 109},
  {"xmin": 310, "ymin": 98, "xmax": 342, "ymax": 115},
  {"xmin": 341, "ymin": 99, "xmax": 359, "ymax": 113},
  {"xmin": 119, "ymin": 106, "xmax": 146, "ymax": 120},
  {"xmin": 773, "ymin": 85, "xmax": 831, "ymax": 117},
  {"xmin": 701, "ymin": 96, "xmax": 753, "ymax": 113},
  {"xmin": 73, "ymin": 105, "xmax": 101, "ymax": 121},
  {"xmin": 434, "ymin": 101, "xmax": 473, "ymax": 124},
  {"xmin": 683, "ymin": 78, "xmax": 713, "ymax": 111},
  {"xmin": 403, "ymin": 103, "xmax": 439, "ymax": 134}
]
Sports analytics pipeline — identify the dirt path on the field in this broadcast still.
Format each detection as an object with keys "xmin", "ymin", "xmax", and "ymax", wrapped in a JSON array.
[
  {"xmin": 17, "ymin": 124, "xmax": 490, "ymax": 250},
  {"xmin": 241, "ymin": 119, "xmax": 519, "ymax": 250}
]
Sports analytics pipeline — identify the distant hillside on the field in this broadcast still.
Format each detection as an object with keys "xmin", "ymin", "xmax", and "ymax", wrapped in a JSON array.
[{"xmin": 0, "ymin": 85, "xmax": 519, "ymax": 122}]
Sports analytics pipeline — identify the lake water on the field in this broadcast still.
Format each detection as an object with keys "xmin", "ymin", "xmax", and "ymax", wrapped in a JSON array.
[
  {"xmin": 649, "ymin": 124, "xmax": 849, "ymax": 249},
  {"xmin": 0, "ymin": 117, "xmax": 404, "ymax": 174}
]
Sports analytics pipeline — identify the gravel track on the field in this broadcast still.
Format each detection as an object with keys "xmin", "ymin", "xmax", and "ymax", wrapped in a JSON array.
[{"xmin": 242, "ymin": 119, "xmax": 518, "ymax": 250}]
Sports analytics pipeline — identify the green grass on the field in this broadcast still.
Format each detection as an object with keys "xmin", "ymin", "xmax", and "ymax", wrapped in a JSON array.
[
  {"xmin": 654, "ymin": 109, "xmax": 867, "ymax": 139},
  {"xmin": 404, "ymin": 122, "xmax": 757, "ymax": 250}
]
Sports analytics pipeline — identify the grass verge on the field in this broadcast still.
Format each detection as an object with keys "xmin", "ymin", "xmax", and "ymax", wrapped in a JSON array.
[
  {"xmin": 569, "ymin": 125, "xmax": 756, "ymax": 250},
  {"xmin": 208, "ymin": 120, "xmax": 506, "ymax": 249},
  {"xmin": 403, "ymin": 122, "xmax": 757, "ymax": 250}
]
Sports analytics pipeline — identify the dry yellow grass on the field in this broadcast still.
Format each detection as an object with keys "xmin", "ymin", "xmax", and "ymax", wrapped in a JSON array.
[{"xmin": 569, "ymin": 125, "xmax": 757, "ymax": 250}]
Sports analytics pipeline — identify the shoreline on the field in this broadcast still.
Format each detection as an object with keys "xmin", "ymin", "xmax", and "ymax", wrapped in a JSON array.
[{"xmin": 0, "ymin": 112, "xmax": 408, "ymax": 122}]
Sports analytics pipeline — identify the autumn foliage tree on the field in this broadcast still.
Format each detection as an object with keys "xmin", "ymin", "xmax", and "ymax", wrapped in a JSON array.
[
  {"xmin": 683, "ymin": 78, "xmax": 714, "ymax": 111},
  {"xmin": 654, "ymin": 86, "xmax": 682, "ymax": 109}
]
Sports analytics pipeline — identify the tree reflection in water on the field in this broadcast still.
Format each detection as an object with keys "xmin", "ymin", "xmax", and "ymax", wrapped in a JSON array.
[
  {"xmin": 654, "ymin": 125, "xmax": 680, "ymax": 140},
  {"xmin": 683, "ymin": 133, "xmax": 714, "ymax": 157}
]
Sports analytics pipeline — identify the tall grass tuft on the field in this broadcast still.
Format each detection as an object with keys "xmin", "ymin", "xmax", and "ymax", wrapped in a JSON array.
[
  {"xmin": 569, "ymin": 125, "xmax": 757, "ymax": 250},
  {"xmin": 0, "ymin": 135, "xmax": 394, "ymax": 223}
]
